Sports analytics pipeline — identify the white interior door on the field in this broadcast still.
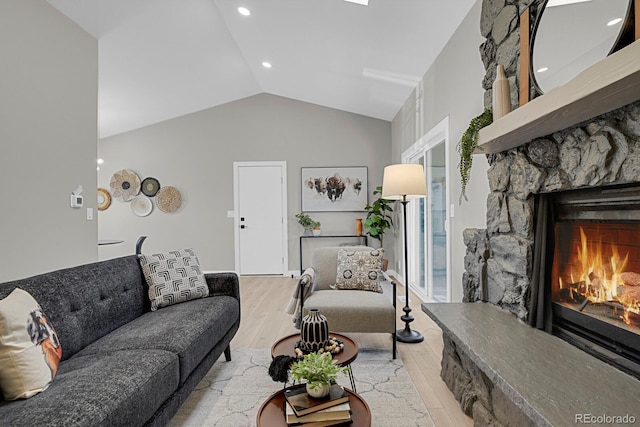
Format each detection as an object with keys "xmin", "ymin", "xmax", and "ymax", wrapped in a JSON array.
[{"xmin": 234, "ymin": 162, "xmax": 288, "ymax": 275}]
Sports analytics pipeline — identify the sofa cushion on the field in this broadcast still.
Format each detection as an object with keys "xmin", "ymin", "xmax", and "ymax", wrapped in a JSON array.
[
  {"xmin": 0, "ymin": 349, "xmax": 179, "ymax": 427},
  {"xmin": 75, "ymin": 295, "xmax": 239, "ymax": 385},
  {"xmin": 334, "ymin": 248, "xmax": 384, "ymax": 293},
  {"xmin": 139, "ymin": 249, "xmax": 209, "ymax": 311},
  {"xmin": 0, "ymin": 288, "xmax": 62, "ymax": 400}
]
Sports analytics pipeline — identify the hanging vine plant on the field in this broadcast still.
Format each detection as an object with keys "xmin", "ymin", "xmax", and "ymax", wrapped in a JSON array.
[{"xmin": 457, "ymin": 107, "xmax": 493, "ymax": 204}]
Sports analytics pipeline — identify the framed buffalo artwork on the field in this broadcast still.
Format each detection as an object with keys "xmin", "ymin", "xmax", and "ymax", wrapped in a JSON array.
[{"xmin": 301, "ymin": 167, "xmax": 368, "ymax": 212}]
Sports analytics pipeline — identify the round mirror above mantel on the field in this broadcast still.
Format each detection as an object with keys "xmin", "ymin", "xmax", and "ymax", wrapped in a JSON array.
[{"xmin": 522, "ymin": 0, "xmax": 637, "ymax": 103}]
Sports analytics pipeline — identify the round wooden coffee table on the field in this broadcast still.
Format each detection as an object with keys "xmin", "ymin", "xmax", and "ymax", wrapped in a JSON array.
[
  {"xmin": 256, "ymin": 387, "xmax": 371, "ymax": 427},
  {"xmin": 271, "ymin": 332, "xmax": 359, "ymax": 390},
  {"xmin": 271, "ymin": 332, "xmax": 358, "ymax": 366}
]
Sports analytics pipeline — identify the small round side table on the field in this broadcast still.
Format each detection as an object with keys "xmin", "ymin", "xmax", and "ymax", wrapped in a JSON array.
[{"xmin": 271, "ymin": 332, "xmax": 359, "ymax": 390}]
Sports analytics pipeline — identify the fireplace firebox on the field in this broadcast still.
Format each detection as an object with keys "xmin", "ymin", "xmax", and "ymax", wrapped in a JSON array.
[{"xmin": 544, "ymin": 184, "xmax": 640, "ymax": 378}]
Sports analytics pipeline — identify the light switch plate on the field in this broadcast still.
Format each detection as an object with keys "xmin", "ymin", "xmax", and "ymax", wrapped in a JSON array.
[{"xmin": 87, "ymin": 208, "xmax": 94, "ymax": 220}]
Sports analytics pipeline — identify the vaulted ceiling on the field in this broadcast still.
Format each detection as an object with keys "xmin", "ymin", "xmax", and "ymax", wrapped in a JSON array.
[{"xmin": 48, "ymin": 0, "xmax": 476, "ymax": 138}]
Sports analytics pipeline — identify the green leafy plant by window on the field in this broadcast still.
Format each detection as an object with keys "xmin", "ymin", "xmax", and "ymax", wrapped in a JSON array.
[
  {"xmin": 363, "ymin": 186, "xmax": 393, "ymax": 247},
  {"xmin": 457, "ymin": 107, "xmax": 493, "ymax": 204}
]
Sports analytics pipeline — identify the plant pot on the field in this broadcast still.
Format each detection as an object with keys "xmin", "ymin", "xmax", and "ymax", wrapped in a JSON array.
[
  {"xmin": 306, "ymin": 382, "xmax": 331, "ymax": 398},
  {"xmin": 312, "ymin": 228, "xmax": 321, "ymax": 237}
]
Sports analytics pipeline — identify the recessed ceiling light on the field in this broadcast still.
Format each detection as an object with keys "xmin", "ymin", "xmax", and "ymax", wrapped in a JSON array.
[
  {"xmin": 537, "ymin": 67, "xmax": 549, "ymax": 73},
  {"xmin": 344, "ymin": 0, "xmax": 369, "ymax": 5},
  {"xmin": 262, "ymin": 62, "xmax": 272, "ymax": 69},
  {"xmin": 607, "ymin": 17, "xmax": 623, "ymax": 26},
  {"xmin": 237, "ymin": 6, "xmax": 251, "ymax": 16}
]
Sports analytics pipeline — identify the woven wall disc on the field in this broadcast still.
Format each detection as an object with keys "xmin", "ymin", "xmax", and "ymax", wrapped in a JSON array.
[
  {"xmin": 131, "ymin": 195, "xmax": 153, "ymax": 217},
  {"xmin": 110, "ymin": 169, "xmax": 141, "ymax": 202},
  {"xmin": 156, "ymin": 186, "xmax": 182, "ymax": 213},
  {"xmin": 97, "ymin": 188, "xmax": 112, "ymax": 211},
  {"xmin": 141, "ymin": 177, "xmax": 161, "ymax": 197}
]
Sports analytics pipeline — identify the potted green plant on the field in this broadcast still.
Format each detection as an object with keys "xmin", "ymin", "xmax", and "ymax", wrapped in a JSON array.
[
  {"xmin": 457, "ymin": 107, "xmax": 492, "ymax": 204},
  {"xmin": 364, "ymin": 186, "xmax": 393, "ymax": 270},
  {"xmin": 295, "ymin": 212, "xmax": 315, "ymax": 235},
  {"xmin": 312, "ymin": 221, "xmax": 321, "ymax": 237},
  {"xmin": 364, "ymin": 185, "xmax": 392, "ymax": 246},
  {"xmin": 290, "ymin": 352, "xmax": 349, "ymax": 398}
]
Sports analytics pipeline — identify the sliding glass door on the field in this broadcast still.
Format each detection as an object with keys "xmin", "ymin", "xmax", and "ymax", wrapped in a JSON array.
[
  {"xmin": 403, "ymin": 119, "xmax": 450, "ymax": 302},
  {"xmin": 428, "ymin": 143, "xmax": 447, "ymax": 301}
]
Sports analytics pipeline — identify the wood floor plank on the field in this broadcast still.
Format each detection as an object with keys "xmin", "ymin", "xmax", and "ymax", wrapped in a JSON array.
[{"xmin": 232, "ymin": 275, "xmax": 473, "ymax": 426}]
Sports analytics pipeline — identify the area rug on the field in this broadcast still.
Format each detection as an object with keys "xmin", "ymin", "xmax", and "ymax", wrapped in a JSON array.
[{"xmin": 169, "ymin": 348, "xmax": 434, "ymax": 427}]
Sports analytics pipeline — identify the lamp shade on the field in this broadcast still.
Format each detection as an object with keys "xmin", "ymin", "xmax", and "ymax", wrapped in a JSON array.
[{"xmin": 381, "ymin": 164, "xmax": 427, "ymax": 200}]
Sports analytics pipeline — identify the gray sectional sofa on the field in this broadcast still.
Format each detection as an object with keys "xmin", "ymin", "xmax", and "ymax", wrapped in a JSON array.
[{"xmin": 0, "ymin": 255, "xmax": 241, "ymax": 426}]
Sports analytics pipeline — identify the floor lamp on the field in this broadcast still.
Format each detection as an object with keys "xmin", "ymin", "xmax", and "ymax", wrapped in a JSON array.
[{"xmin": 382, "ymin": 163, "xmax": 427, "ymax": 343}]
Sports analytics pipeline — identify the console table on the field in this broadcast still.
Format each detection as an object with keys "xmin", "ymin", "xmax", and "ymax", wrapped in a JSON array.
[{"xmin": 299, "ymin": 235, "xmax": 367, "ymax": 274}]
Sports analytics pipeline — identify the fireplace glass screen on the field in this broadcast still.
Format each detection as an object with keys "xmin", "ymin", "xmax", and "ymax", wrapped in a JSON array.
[
  {"xmin": 552, "ymin": 221, "xmax": 640, "ymax": 333},
  {"xmin": 547, "ymin": 185, "xmax": 640, "ymax": 377}
]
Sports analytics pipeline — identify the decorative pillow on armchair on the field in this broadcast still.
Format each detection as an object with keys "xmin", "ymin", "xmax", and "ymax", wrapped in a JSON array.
[
  {"xmin": 139, "ymin": 248, "xmax": 209, "ymax": 311},
  {"xmin": 0, "ymin": 288, "xmax": 62, "ymax": 400},
  {"xmin": 334, "ymin": 248, "xmax": 384, "ymax": 293}
]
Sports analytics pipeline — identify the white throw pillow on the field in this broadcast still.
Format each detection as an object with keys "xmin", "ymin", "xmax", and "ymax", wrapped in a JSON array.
[
  {"xmin": 0, "ymin": 288, "xmax": 62, "ymax": 400},
  {"xmin": 139, "ymin": 248, "xmax": 209, "ymax": 311}
]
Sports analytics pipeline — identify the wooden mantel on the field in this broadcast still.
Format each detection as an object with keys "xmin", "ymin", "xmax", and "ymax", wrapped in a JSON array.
[{"xmin": 476, "ymin": 40, "xmax": 640, "ymax": 154}]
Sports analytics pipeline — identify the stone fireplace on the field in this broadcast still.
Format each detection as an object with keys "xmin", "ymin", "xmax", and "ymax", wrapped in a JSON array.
[
  {"xmin": 425, "ymin": 1, "xmax": 640, "ymax": 424},
  {"xmin": 463, "ymin": 99, "xmax": 640, "ymax": 313},
  {"xmin": 464, "ymin": 0, "xmax": 640, "ymax": 359}
]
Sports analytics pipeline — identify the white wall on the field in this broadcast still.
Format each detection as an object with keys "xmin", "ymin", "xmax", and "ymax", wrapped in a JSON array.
[
  {"xmin": 97, "ymin": 93, "xmax": 391, "ymax": 272},
  {"xmin": 391, "ymin": 0, "xmax": 489, "ymax": 301},
  {"xmin": 0, "ymin": 0, "xmax": 98, "ymax": 282}
]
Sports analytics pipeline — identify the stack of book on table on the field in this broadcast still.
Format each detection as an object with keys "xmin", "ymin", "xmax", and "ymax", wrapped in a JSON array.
[{"xmin": 284, "ymin": 383, "xmax": 352, "ymax": 426}]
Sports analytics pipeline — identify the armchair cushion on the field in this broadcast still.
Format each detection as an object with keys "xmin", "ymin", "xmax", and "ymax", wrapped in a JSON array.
[
  {"xmin": 303, "ymin": 289, "xmax": 395, "ymax": 333},
  {"xmin": 334, "ymin": 248, "xmax": 384, "ymax": 293}
]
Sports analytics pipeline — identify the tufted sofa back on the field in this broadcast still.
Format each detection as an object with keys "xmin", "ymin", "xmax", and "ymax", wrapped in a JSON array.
[{"xmin": 0, "ymin": 256, "xmax": 147, "ymax": 361}]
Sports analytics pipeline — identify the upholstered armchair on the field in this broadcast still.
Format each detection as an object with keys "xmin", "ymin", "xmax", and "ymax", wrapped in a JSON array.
[{"xmin": 288, "ymin": 246, "xmax": 397, "ymax": 359}]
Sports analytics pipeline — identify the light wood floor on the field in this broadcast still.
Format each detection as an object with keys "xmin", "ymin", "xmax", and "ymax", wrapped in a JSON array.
[{"xmin": 232, "ymin": 275, "xmax": 473, "ymax": 427}]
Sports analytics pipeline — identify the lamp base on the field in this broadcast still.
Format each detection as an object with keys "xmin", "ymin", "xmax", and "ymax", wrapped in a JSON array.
[{"xmin": 396, "ymin": 327, "xmax": 424, "ymax": 343}]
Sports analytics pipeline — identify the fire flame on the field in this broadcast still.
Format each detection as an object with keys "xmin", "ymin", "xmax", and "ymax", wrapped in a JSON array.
[{"xmin": 566, "ymin": 227, "xmax": 640, "ymax": 325}]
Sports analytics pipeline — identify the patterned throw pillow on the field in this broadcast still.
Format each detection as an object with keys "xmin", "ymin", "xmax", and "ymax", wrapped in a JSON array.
[
  {"xmin": 139, "ymin": 249, "xmax": 209, "ymax": 311},
  {"xmin": 334, "ymin": 248, "xmax": 384, "ymax": 293},
  {"xmin": 0, "ymin": 288, "xmax": 62, "ymax": 400}
]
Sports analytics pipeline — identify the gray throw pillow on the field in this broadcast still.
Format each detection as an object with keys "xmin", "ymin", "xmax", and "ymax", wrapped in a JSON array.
[
  {"xmin": 334, "ymin": 248, "xmax": 384, "ymax": 293},
  {"xmin": 139, "ymin": 248, "xmax": 209, "ymax": 311}
]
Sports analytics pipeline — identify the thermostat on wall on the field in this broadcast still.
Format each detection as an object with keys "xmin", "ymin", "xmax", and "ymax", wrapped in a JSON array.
[
  {"xmin": 70, "ymin": 185, "xmax": 83, "ymax": 208},
  {"xmin": 70, "ymin": 194, "xmax": 83, "ymax": 208}
]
